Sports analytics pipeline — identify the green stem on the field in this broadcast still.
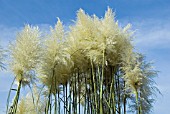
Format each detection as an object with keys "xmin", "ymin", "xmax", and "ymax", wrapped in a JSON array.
[
  {"xmin": 54, "ymin": 93, "xmax": 57, "ymax": 114},
  {"xmin": 135, "ymin": 90, "xmax": 140, "ymax": 114},
  {"xmin": 58, "ymin": 90, "xmax": 60, "ymax": 114},
  {"xmin": 46, "ymin": 88, "xmax": 51, "ymax": 114},
  {"xmin": 91, "ymin": 60, "xmax": 98, "ymax": 113},
  {"xmin": 28, "ymin": 85, "xmax": 36, "ymax": 113},
  {"xmin": 6, "ymin": 77, "xmax": 16, "ymax": 114},
  {"xmin": 100, "ymin": 49, "xmax": 105, "ymax": 114},
  {"xmin": 66, "ymin": 82, "xmax": 68, "ymax": 114},
  {"xmin": 8, "ymin": 79, "xmax": 22, "ymax": 114},
  {"xmin": 109, "ymin": 66, "xmax": 116, "ymax": 114},
  {"xmin": 69, "ymin": 82, "xmax": 71, "ymax": 114},
  {"xmin": 63, "ymin": 85, "xmax": 65, "ymax": 114},
  {"xmin": 123, "ymin": 81, "xmax": 127, "ymax": 114},
  {"xmin": 84, "ymin": 74, "xmax": 87, "ymax": 114},
  {"xmin": 78, "ymin": 69, "xmax": 80, "ymax": 114},
  {"xmin": 74, "ymin": 73, "xmax": 77, "ymax": 114},
  {"xmin": 117, "ymin": 69, "xmax": 121, "ymax": 114}
]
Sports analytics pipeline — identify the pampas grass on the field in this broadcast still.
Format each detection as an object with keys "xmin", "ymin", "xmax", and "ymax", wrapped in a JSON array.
[
  {"xmin": 5, "ymin": 8, "xmax": 159, "ymax": 114},
  {"xmin": 7, "ymin": 25, "xmax": 41, "ymax": 114}
]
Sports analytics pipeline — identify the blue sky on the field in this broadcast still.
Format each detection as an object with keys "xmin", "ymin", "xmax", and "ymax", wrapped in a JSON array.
[{"xmin": 0, "ymin": 0, "xmax": 170, "ymax": 113}]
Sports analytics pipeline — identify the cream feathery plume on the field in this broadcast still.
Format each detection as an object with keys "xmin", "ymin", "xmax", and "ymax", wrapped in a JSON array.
[
  {"xmin": 38, "ymin": 18, "xmax": 73, "ymax": 93},
  {"xmin": 9, "ymin": 25, "xmax": 41, "ymax": 84}
]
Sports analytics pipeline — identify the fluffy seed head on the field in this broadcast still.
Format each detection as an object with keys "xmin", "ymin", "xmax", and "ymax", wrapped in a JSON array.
[{"xmin": 9, "ymin": 25, "xmax": 41, "ymax": 83}]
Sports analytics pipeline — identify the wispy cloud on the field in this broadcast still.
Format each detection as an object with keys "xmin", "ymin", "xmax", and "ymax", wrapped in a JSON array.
[{"xmin": 131, "ymin": 19, "xmax": 170, "ymax": 49}]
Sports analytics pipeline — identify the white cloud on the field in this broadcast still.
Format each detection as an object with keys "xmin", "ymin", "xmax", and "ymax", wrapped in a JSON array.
[{"xmin": 131, "ymin": 19, "xmax": 170, "ymax": 49}]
